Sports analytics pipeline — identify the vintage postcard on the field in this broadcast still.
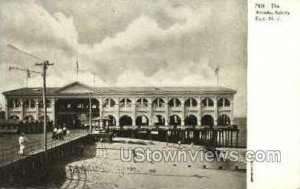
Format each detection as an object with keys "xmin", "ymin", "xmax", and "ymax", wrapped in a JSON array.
[{"xmin": 0, "ymin": 0, "xmax": 299, "ymax": 189}]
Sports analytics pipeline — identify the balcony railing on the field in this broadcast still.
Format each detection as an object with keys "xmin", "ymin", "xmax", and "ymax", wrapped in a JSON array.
[
  {"xmin": 8, "ymin": 107, "xmax": 22, "ymax": 112},
  {"xmin": 169, "ymin": 106, "xmax": 182, "ymax": 111},
  {"xmin": 217, "ymin": 106, "xmax": 231, "ymax": 111},
  {"xmin": 185, "ymin": 106, "xmax": 198, "ymax": 111},
  {"xmin": 201, "ymin": 106, "xmax": 214, "ymax": 111},
  {"xmin": 119, "ymin": 106, "xmax": 133, "ymax": 111},
  {"xmin": 136, "ymin": 107, "xmax": 149, "ymax": 112},
  {"xmin": 102, "ymin": 106, "xmax": 117, "ymax": 111}
]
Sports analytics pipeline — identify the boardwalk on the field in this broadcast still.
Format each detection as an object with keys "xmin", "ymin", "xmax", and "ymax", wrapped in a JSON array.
[{"xmin": 0, "ymin": 130, "xmax": 89, "ymax": 167}]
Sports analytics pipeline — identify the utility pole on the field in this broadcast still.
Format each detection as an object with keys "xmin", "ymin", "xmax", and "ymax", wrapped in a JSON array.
[
  {"xmin": 8, "ymin": 66, "xmax": 41, "ymax": 88},
  {"xmin": 35, "ymin": 60, "xmax": 54, "ymax": 152},
  {"xmin": 7, "ymin": 44, "xmax": 54, "ymax": 152},
  {"xmin": 7, "ymin": 44, "xmax": 54, "ymax": 185}
]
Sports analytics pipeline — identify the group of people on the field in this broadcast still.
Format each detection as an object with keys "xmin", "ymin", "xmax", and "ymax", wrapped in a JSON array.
[{"xmin": 52, "ymin": 125, "xmax": 70, "ymax": 140}]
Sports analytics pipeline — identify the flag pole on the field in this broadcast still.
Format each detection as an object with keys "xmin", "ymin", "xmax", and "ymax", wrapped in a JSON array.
[
  {"xmin": 215, "ymin": 66, "xmax": 220, "ymax": 87},
  {"xmin": 76, "ymin": 57, "xmax": 79, "ymax": 81}
]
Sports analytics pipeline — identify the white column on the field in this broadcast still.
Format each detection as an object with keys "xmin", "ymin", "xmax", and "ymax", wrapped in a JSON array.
[
  {"xmin": 36, "ymin": 98, "xmax": 40, "ymax": 120},
  {"xmin": 149, "ymin": 97, "xmax": 153, "ymax": 125},
  {"xmin": 99, "ymin": 98, "xmax": 103, "ymax": 128},
  {"xmin": 20, "ymin": 99, "xmax": 24, "ymax": 120},
  {"xmin": 230, "ymin": 99, "xmax": 234, "ymax": 125},
  {"xmin": 116, "ymin": 98, "xmax": 120, "ymax": 126},
  {"xmin": 181, "ymin": 97, "xmax": 185, "ymax": 126},
  {"xmin": 132, "ymin": 97, "xmax": 136, "ymax": 126},
  {"xmin": 214, "ymin": 97, "xmax": 218, "ymax": 126},
  {"xmin": 51, "ymin": 98, "xmax": 56, "ymax": 123},
  {"xmin": 164, "ymin": 97, "xmax": 169, "ymax": 126},
  {"xmin": 198, "ymin": 97, "xmax": 202, "ymax": 125},
  {"xmin": 181, "ymin": 116, "xmax": 185, "ymax": 126},
  {"xmin": 98, "ymin": 98, "xmax": 103, "ymax": 118},
  {"xmin": 5, "ymin": 98, "xmax": 8, "ymax": 120}
]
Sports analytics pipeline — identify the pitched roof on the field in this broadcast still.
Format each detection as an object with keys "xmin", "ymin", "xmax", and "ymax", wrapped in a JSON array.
[{"xmin": 3, "ymin": 81, "xmax": 236, "ymax": 96}]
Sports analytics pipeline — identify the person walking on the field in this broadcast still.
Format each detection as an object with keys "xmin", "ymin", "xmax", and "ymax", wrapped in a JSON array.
[
  {"xmin": 63, "ymin": 125, "xmax": 67, "ymax": 136},
  {"xmin": 18, "ymin": 133, "xmax": 28, "ymax": 155},
  {"xmin": 57, "ymin": 127, "xmax": 63, "ymax": 140},
  {"xmin": 52, "ymin": 127, "xmax": 58, "ymax": 139}
]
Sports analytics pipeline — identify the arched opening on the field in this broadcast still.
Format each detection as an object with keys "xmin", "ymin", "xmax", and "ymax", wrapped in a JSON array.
[
  {"xmin": 169, "ymin": 115, "xmax": 181, "ymax": 126},
  {"xmin": 24, "ymin": 115, "xmax": 34, "ymax": 122},
  {"xmin": 201, "ymin": 115, "xmax": 214, "ymax": 126},
  {"xmin": 168, "ymin": 98, "xmax": 181, "ymax": 107},
  {"xmin": 39, "ymin": 115, "xmax": 50, "ymax": 122},
  {"xmin": 152, "ymin": 98, "xmax": 165, "ymax": 108},
  {"xmin": 8, "ymin": 99, "xmax": 21, "ymax": 108},
  {"xmin": 119, "ymin": 98, "xmax": 132, "ymax": 107},
  {"xmin": 9, "ymin": 115, "xmax": 20, "ymax": 120},
  {"xmin": 201, "ymin": 98, "xmax": 214, "ymax": 107},
  {"xmin": 55, "ymin": 98, "xmax": 100, "ymax": 127},
  {"xmin": 217, "ymin": 114, "xmax": 231, "ymax": 125},
  {"xmin": 153, "ymin": 115, "xmax": 165, "ymax": 126},
  {"xmin": 24, "ymin": 99, "xmax": 36, "ymax": 109},
  {"xmin": 103, "ymin": 98, "xmax": 116, "ymax": 108},
  {"xmin": 136, "ymin": 115, "xmax": 149, "ymax": 126},
  {"xmin": 184, "ymin": 115, "xmax": 198, "ymax": 126},
  {"xmin": 184, "ymin": 98, "xmax": 197, "ymax": 107},
  {"xmin": 104, "ymin": 115, "xmax": 116, "ymax": 126},
  {"xmin": 39, "ymin": 99, "xmax": 51, "ymax": 108},
  {"xmin": 119, "ymin": 115, "xmax": 132, "ymax": 126},
  {"xmin": 217, "ymin": 98, "xmax": 230, "ymax": 107},
  {"xmin": 136, "ymin": 98, "xmax": 148, "ymax": 107}
]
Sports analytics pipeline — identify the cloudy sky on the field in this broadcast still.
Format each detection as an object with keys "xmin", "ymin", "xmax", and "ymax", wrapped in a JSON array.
[{"xmin": 0, "ymin": 0, "xmax": 247, "ymax": 117}]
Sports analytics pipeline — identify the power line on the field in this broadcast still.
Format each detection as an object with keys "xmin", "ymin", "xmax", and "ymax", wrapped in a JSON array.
[
  {"xmin": 7, "ymin": 44, "xmax": 43, "ymax": 61},
  {"xmin": 8, "ymin": 66, "xmax": 42, "ymax": 88}
]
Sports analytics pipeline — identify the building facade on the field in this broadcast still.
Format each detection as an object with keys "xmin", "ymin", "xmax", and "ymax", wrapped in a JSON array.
[{"xmin": 3, "ymin": 82, "xmax": 236, "ymax": 127}]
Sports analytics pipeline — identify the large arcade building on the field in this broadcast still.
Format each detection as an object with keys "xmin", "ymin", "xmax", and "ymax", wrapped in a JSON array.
[{"xmin": 3, "ymin": 82, "xmax": 236, "ymax": 128}]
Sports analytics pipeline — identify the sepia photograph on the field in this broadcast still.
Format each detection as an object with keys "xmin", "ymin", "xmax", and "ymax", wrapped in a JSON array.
[{"xmin": 0, "ymin": 0, "xmax": 248, "ymax": 188}]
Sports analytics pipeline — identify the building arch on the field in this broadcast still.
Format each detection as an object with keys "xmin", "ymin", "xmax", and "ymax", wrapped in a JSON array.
[
  {"xmin": 91, "ymin": 99, "xmax": 99, "ymax": 108},
  {"xmin": 39, "ymin": 115, "xmax": 50, "ymax": 122},
  {"xmin": 104, "ymin": 115, "xmax": 116, "ymax": 126},
  {"xmin": 119, "ymin": 98, "xmax": 132, "ymax": 107},
  {"xmin": 217, "ymin": 114, "xmax": 231, "ymax": 125},
  {"xmin": 153, "ymin": 114, "xmax": 166, "ymax": 126},
  {"xmin": 201, "ymin": 114, "xmax": 214, "ymax": 126},
  {"xmin": 217, "ymin": 98, "xmax": 230, "ymax": 107},
  {"xmin": 24, "ymin": 115, "xmax": 34, "ymax": 122},
  {"xmin": 103, "ymin": 98, "xmax": 116, "ymax": 108},
  {"xmin": 184, "ymin": 98, "xmax": 198, "ymax": 107},
  {"xmin": 169, "ymin": 114, "xmax": 182, "ymax": 125},
  {"xmin": 8, "ymin": 99, "xmax": 21, "ymax": 108},
  {"xmin": 136, "ymin": 98, "xmax": 148, "ymax": 107},
  {"xmin": 168, "ymin": 98, "xmax": 181, "ymax": 107},
  {"xmin": 201, "ymin": 98, "xmax": 214, "ymax": 107},
  {"xmin": 152, "ymin": 98, "xmax": 165, "ymax": 108},
  {"xmin": 184, "ymin": 114, "xmax": 198, "ymax": 126},
  {"xmin": 9, "ymin": 115, "xmax": 20, "ymax": 120},
  {"xmin": 136, "ymin": 115, "xmax": 149, "ymax": 126},
  {"xmin": 119, "ymin": 115, "xmax": 133, "ymax": 126},
  {"xmin": 24, "ymin": 99, "xmax": 36, "ymax": 109},
  {"xmin": 39, "ymin": 99, "xmax": 51, "ymax": 108}
]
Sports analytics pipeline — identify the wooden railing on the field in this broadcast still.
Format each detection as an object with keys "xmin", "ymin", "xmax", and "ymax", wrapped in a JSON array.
[{"xmin": 0, "ymin": 130, "xmax": 89, "ymax": 167}]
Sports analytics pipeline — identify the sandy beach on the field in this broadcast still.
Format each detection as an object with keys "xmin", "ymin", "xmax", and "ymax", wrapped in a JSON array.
[{"xmin": 60, "ymin": 138, "xmax": 246, "ymax": 189}]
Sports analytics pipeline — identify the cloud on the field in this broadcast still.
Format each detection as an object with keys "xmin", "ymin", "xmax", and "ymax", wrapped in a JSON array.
[{"xmin": 0, "ymin": 0, "xmax": 247, "ymax": 116}]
